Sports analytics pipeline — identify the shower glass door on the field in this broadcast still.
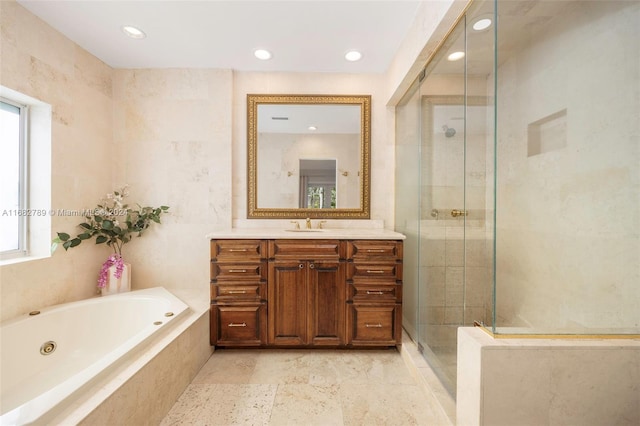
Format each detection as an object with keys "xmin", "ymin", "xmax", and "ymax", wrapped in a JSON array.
[
  {"xmin": 395, "ymin": 80, "xmax": 421, "ymax": 341},
  {"xmin": 396, "ymin": 0, "xmax": 496, "ymax": 398},
  {"xmin": 417, "ymin": 22, "xmax": 467, "ymax": 395}
]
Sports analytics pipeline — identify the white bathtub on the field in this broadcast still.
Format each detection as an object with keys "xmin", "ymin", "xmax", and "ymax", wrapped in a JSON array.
[{"xmin": 0, "ymin": 287, "xmax": 189, "ymax": 425}]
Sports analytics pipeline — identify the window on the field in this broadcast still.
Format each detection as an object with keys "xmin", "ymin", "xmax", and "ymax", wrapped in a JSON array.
[
  {"xmin": 306, "ymin": 184, "xmax": 336, "ymax": 209},
  {"xmin": 1, "ymin": 97, "xmax": 28, "ymax": 259}
]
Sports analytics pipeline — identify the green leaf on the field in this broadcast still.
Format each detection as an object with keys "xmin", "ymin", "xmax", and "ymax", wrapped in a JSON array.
[
  {"xmin": 77, "ymin": 233, "xmax": 92, "ymax": 240},
  {"xmin": 95, "ymin": 216, "xmax": 103, "ymax": 223},
  {"xmin": 101, "ymin": 220, "xmax": 114, "ymax": 230},
  {"xmin": 96, "ymin": 235, "xmax": 108, "ymax": 244},
  {"xmin": 161, "ymin": 206, "xmax": 169, "ymax": 210},
  {"xmin": 57, "ymin": 232, "xmax": 70, "ymax": 241},
  {"xmin": 79, "ymin": 223, "xmax": 92, "ymax": 230},
  {"xmin": 50, "ymin": 241, "xmax": 59, "ymax": 253},
  {"xmin": 62, "ymin": 241, "xmax": 72, "ymax": 250},
  {"xmin": 69, "ymin": 238, "xmax": 81, "ymax": 248}
]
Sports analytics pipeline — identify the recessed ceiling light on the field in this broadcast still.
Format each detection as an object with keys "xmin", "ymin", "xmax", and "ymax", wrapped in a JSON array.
[
  {"xmin": 345, "ymin": 50, "xmax": 362, "ymax": 62},
  {"xmin": 308, "ymin": 126, "xmax": 317, "ymax": 131},
  {"xmin": 254, "ymin": 49, "xmax": 272, "ymax": 60},
  {"xmin": 122, "ymin": 25, "xmax": 146, "ymax": 39},
  {"xmin": 472, "ymin": 18, "xmax": 492, "ymax": 31},
  {"xmin": 447, "ymin": 51, "xmax": 465, "ymax": 61}
]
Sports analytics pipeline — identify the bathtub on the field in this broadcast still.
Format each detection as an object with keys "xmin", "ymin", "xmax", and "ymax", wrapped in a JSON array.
[{"xmin": 0, "ymin": 287, "xmax": 190, "ymax": 425}]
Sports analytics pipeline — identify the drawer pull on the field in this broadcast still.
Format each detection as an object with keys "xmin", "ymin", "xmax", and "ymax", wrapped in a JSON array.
[
  {"xmin": 228, "ymin": 249, "xmax": 248, "ymax": 252},
  {"xmin": 228, "ymin": 322, "xmax": 247, "ymax": 327},
  {"xmin": 227, "ymin": 290, "xmax": 247, "ymax": 294},
  {"xmin": 366, "ymin": 270, "xmax": 385, "ymax": 274},
  {"xmin": 229, "ymin": 269, "xmax": 248, "ymax": 273},
  {"xmin": 365, "ymin": 323, "xmax": 383, "ymax": 328},
  {"xmin": 366, "ymin": 249, "xmax": 385, "ymax": 253},
  {"xmin": 366, "ymin": 290, "xmax": 385, "ymax": 295}
]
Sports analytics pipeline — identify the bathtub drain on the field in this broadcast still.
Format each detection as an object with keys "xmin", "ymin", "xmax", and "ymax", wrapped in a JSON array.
[{"xmin": 40, "ymin": 341, "xmax": 57, "ymax": 355}]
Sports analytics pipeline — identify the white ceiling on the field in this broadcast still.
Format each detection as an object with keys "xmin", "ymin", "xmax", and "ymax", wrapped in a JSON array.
[
  {"xmin": 258, "ymin": 104, "xmax": 360, "ymax": 133},
  {"xmin": 17, "ymin": 0, "xmax": 422, "ymax": 73}
]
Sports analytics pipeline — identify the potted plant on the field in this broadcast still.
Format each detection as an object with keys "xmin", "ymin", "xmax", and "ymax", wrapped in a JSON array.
[{"xmin": 52, "ymin": 185, "xmax": 169, "ymax": 295}]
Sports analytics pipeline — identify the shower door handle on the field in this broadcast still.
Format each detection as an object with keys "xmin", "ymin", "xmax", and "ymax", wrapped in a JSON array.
[{"xmin": 451, "ymin": 209, "xmax": 468, "ymax": 218}]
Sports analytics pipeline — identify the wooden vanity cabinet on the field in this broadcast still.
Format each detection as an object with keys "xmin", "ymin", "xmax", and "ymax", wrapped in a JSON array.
[
  {"xmin": 210, "ymin": 238, "xmax": 402, "ymax": 348},
  {"xmin": 210, "ymin": 240, "xmax": 268, "ymax": 346}
]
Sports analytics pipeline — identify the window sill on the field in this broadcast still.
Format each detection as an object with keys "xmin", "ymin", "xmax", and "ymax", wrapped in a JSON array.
[{"xmin": 0, "ymin": 253, "xmax": 49, "ymax": 267}]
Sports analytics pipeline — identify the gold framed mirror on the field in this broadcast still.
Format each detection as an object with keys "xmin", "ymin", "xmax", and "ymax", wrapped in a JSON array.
[{"xmin": 247, "ymin": 94, "xmax": 371, "ymax": 219}]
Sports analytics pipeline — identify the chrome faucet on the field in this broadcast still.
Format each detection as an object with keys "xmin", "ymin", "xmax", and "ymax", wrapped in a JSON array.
[
  {"xmin": 305, "ymin": 218, "xmax": 312, "ymax": 229},
  {"xmin": 290, "ymin": 220, "xmax": 300, "ymax": 230}
]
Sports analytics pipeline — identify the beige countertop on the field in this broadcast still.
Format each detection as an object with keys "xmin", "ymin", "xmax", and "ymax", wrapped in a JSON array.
[{"xmin": 206, "ymin": 228, "xmax": 406, "ymax": 240}]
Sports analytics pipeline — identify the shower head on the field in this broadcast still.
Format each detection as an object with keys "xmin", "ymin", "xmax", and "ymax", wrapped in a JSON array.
[{"xmin": 442, "ymin": 125, "xmax": 456, "ymax": 138}]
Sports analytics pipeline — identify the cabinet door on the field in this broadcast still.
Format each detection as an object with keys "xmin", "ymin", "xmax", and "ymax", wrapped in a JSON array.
[
  {"xmin": 268, "ymin": 260, "xmax": 308, "ymax": 345},
  {"xmin": 308, "ymin": 260, "xmax": 345, "ymax": 346}
]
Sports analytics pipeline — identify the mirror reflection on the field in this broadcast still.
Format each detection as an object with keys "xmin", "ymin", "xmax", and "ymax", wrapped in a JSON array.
[
  {"xmin": 299, "ymin": 159, "xmax": 336, "ymax": 209},
  {"xmin": 248, "ymin": 94, "xmax": 370, "ymax": 219}
]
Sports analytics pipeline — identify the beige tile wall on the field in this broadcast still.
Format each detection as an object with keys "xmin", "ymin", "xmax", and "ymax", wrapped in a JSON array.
[
  {"xmin": 1, "ymin": 1, "xmax": 408, "ymax": 321},
  {"xmin": 0, "ymin": 0, "xmax": 115, "ymax": 321},
  {"xmin": 494, "ymin": 1, "xmax": 640, "ymax": 331}
]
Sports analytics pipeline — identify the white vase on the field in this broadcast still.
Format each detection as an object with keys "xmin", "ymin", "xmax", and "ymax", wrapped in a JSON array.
[{"xmin": 101, "ymin": 262, "xmax": 131, "ymax": 296}]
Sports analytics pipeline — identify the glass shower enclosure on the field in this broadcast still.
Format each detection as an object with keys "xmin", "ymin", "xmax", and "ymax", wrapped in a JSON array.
[{"xmin": 395, "ymin": 0, "xmax": 639, "ymax": 398}]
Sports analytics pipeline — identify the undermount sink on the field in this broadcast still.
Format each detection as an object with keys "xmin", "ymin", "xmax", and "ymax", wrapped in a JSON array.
[{"xmin": 284, "ymin": 228, "xmax": 324, "ymax": 232}]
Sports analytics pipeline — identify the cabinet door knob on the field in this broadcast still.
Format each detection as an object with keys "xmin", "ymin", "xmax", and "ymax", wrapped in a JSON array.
[
  {"xmin": 299, "ymin": 263, "xmax": 304, "ymax": 269},
  {"xmin": 309, "ymin": 263, "xmax": 315, "ymax": 269}
]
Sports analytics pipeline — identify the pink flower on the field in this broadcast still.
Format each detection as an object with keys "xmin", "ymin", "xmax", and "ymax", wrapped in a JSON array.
[{"xmin": 98, "ymin": 254, "xmax": 125, "ymax": 288}]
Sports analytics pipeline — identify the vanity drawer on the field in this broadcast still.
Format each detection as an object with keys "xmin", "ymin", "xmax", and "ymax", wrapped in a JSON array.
[
  {"xmin": 211, "ymin": 262, "xmax": 267, "ymax": 282},
  {"xmin": 212, "ymin": 283, "xmax": 265, "ymax": 301},
  {"xmin": 269, "ymin": 239, "xmax": 342, "ymax": 260},
  {"xmin": 212, "ymin": 304, "xmax": 267, "ymax": 346},
  {"xmin": 346, "ymin": 240, "xmax": 402, "ymax": 261},
  {"xmin": 211, "ymin": 240, "xmax": 267, "ymax": 261},
  {"xmin": 348, "ymin": 283, "xmax": 401, "ymax": 303},
  {"xmin": 347, "ymin": 304, "xmax": 401, "ymax": 346},
  {"xmin": 347, "ymin": 262, "xmax": 402, "ymax": 282}
]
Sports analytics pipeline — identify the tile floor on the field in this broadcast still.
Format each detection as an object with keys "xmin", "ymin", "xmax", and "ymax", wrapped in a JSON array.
[{"xmin": 161, "ymin": 347, "xmax": 452, "ymax": 425}]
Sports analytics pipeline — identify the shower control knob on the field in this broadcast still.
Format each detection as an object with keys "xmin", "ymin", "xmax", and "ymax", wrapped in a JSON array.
[{"xmin": 451, "ymin": 209, "xmax": 468, "ymax": 218}]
